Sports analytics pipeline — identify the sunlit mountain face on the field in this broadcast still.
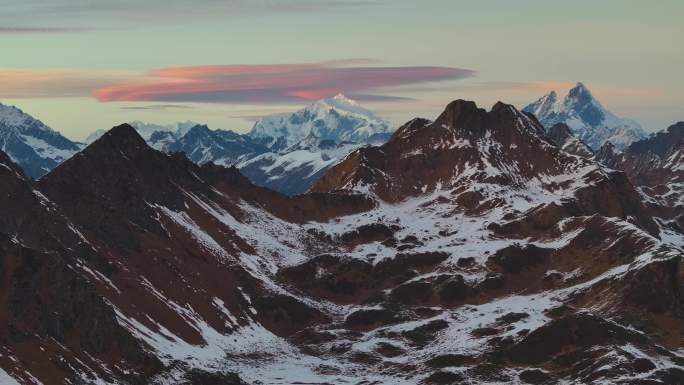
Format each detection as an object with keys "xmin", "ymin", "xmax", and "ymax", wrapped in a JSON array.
[{"xmin": 1, "ymin": 2, "xmax": 683, "ymax": 384}]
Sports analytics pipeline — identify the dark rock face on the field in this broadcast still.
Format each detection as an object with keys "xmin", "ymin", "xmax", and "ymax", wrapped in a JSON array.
[
  {"xmin": 547, "ymin": 123, "xmax": 594, "ymax": 157},
  {"xmin": 507, "ymin": 313, "xmax": 640, "ymax": 365},
  {"xmin": 182, "ymin": 369, "xmax": 248, "ymax": 385},
  {"xmin": 596, "ymin": 122, "xmax": 684, "ymax": 215},
  {"xmin": 488, "ymin": 244, "xmax": 551, "ymax": 274}
]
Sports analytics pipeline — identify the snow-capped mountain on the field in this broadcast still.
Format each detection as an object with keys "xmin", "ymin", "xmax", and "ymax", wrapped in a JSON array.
[
  {"xmin": 79, "ymin": 96, "xmax": 395, "ymax": 195},
  {"xmin": 237, "ymin": 133, "xmax": 362, "ymax": 195},
  {"xmin": 0, "ymin": 102, "xmax": 81, "ymax": 178},
  {"xmin": 84, "ymin": 120, "xmax": 201, "ymax": 144},
  {"xmin": 161, "ymin": 124, "xmax": 269, "ymax": 166},
  {"xmin": 523, "ymin": 82, "xmax": 646, "ymax": 150},
  {"xmin": 130, "ymin": 120, "xmax": 199, "ymax": 140},
  {"xmin": 597, "ymin": 121, "xmax": 684, "ymax": 210},
  {"xmin": 248, "ymin": 93, "xmax": 393, "ymax": 151}
]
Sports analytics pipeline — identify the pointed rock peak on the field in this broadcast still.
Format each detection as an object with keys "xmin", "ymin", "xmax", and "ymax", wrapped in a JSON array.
[
  {"xmin": 548, "ymin": 122, "xmax": 573, "ymax": 138},
  {"xmin": 186, "ymin": 124, "xmax": 211, "ymax": 135},
  {"xmin": 89, "ymin": 123, "xmax": 149, "ymax": 154},
  {"xmin": 567, "ymin": 81, "xmax": 595, "ymax": 100},
  {"xmin": 491, "ymin": 101, "xmax": 519, "ymax": 114},
  {"xmin": 388, "ymin": 117, "xmax": 431, "ymax": 142},
  {"xmin": 435, "ymin": 99, "xmax": 487, "ymax": 132}
]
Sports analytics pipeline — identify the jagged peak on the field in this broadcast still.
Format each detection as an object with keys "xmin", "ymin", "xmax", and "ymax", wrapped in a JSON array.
[
  {"xmin": 573, "ymin": 81, "xmax": 588, "ymax": 91},
  {"xmin": 491, "ymin": 101, "xmax": 519, "ymax": 114},
  {"xmin": 87, "ymin": 123, "xmax": 149, "ymax": 155},
  {"xmin": 0, "ymin": 102, "xmax": 56, "ymax": 133},
  {"xmin": 434, "ymin": 99, "xmax": 484, "ymax": 129},
  {"xmin": 548, "ymin": 122, "xmax": 573, "ymax": 138},
  {"xmin": 185, "ymin": 123, "xmax": 212, "ymax": 135},
  {"xmin": 566, "ymin": 81, "xmax": 596, "ymax": 100}
]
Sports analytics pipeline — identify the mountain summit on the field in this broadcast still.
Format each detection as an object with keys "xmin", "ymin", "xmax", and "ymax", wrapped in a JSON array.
[
  {"xmin": 523, "ymin": 82, "xmax": 646, "ymax": 150},
  {"xmin": 0, "ymin": 103, "xmax": 81, "ymax": 178},
  {"xmin": 248, "ymin": 94, "xmax": 393, "ymax": 151}
]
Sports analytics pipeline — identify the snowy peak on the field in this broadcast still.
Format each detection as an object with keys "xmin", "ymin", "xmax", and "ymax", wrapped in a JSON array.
[
  {"xmin": 523, "ymin": 82, "xmax": 646, "ymax": 151},
  {"xmin": 248, "ymin": 95, "xmax": 393, "ymax": 150},
  {"xmin": 595, "ymin": 121, "xmax": 684, "ymax": 209},
  {"xmin": 0, "ymin": 102, "xmax": 81, "ymax": 178},
  {"xmin": 166, "ymin": 124, "xmax": 269, "ymax": 166},
  {"xmin": 316, "ymin": 93, "xmax": 378, "ymax": 118}
]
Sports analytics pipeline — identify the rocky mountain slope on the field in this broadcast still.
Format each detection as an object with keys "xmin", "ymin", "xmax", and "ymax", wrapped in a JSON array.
[
  {"xmin": 524, "ymin": 82, "xmax": 646, "ymax": 150},
  {"xmin": 596, "ymin": 121, "xmax": 684, "ymax": 224},
  {"xmin": 76, "ymin": 95, "xmax": 393, "ymax": 196},
  {"xmin": 0, "ymin": 103, "xmax": 82, "ymax": 178},
  {"xmin": 546, "ymin": 122, "xmax": 594, "ymax": 157},
  {"xmin": 1, "ymin": 99, "xmax": 683, "ymax": 385}
]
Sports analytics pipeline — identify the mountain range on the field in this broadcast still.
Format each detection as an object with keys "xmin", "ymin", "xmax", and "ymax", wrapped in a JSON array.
[
  {"xmin": 0, "ymin": 94, "xmax": 682, "ymax": 384},
  {"xmin": 524, "ymin": 82, "xmax": 647, "ymax": 150}
]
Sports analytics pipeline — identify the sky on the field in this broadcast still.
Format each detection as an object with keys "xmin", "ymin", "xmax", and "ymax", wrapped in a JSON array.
[{"xmin": 1, "ymin": 0, "xmax": 683, "ymax": 140}]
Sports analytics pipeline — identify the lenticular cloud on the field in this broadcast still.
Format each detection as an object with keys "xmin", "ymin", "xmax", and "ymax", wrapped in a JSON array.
[{"xmin": 93, "ymin": 60, "xmax": 475, "ymax": 104}]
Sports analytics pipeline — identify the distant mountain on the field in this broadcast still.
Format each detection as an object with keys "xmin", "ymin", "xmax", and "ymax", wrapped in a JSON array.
[
  {"xmin": 0, "ymin": 102, "xmax": 81, "ymax": 178},
  {"xmin": 248, "ymin": 93, "xmax": 392, "ymax": 151},
  {"xmin": 162, "ymin": 124, "xmax": 270, "ymax": 166},
  {"xmin": 237, "ymin": 95, "xmax": 393, "ymax": 194},
  {"xmin": 81, "ymin": 96, "xmax": 395, "ymax": 195},
  {"xmin": 129, "ymin": 120, "xmax": 199, "ymax": 140},
  {"xmin": 596, "ymin": 121, "xmax": 684, "ymax": 211},
  {"xmin": 85, "ymin": 120, "xmax": 201, "ymax": 144},
  {"xmin": 237, "ymin": 133, "xmax": 362, "ymax": 195},
  {"xmin": 524, "ymin": 82, "xmax": 646, "ymax": 150}
]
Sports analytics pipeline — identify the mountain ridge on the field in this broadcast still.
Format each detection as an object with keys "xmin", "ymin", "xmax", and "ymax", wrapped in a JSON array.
[
  {"xmin": 0, "ymin": 96, "xmax": 683, "ymax": 384},
  {"xmin": 524, "ymin": 82, "xmax": 646, "ymax": 150},
  {"xmin": 0, "ymin": 102, "xmax": 81, "ymax": 178}
]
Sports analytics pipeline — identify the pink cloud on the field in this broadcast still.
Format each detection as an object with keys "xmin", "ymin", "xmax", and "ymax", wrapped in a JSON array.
[{"xmin": 93, "ymin": 61, "xmax": 475, "ymax": 104}]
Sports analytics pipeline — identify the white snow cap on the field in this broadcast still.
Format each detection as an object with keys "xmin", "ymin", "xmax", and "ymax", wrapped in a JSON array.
[
  {"xmin": 523, "ymin": 82, "xmax": 646, "ymax": 151},
  {"xmin": 248, "ymin": 93, "xmax": 393, "ymax": 149}
]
